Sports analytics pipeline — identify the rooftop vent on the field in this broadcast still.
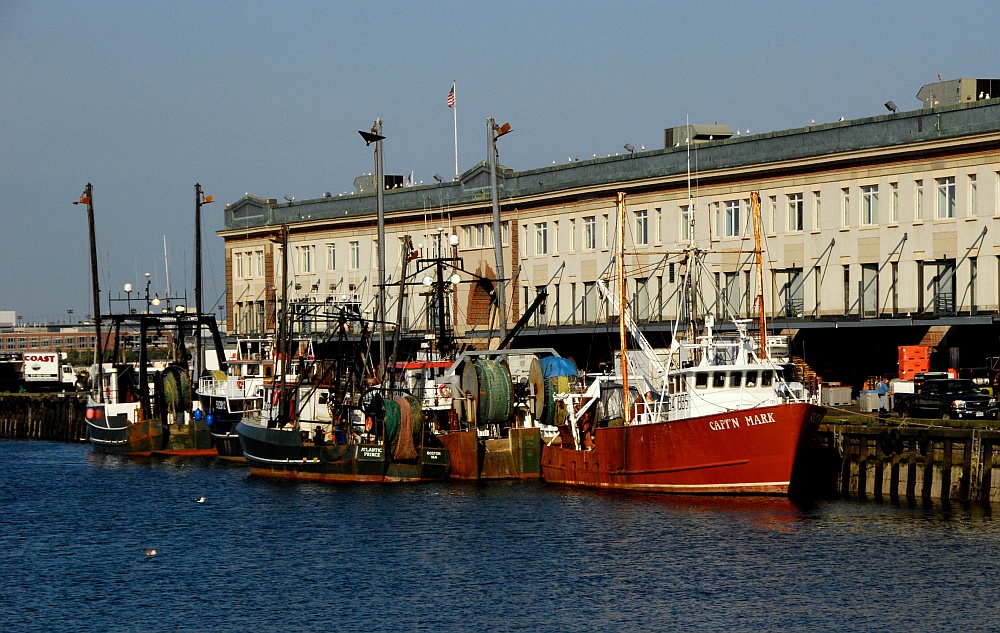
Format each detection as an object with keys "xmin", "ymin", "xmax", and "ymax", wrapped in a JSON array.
[
  {"xmin": 664, "ymin": 124, "xmax": 733, "ymax": 149},
  {"xmin": 917, "ymin": 78, "xmax": 1000, "ymax": 109}
]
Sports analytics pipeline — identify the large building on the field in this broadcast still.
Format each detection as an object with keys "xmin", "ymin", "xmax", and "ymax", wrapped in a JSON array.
[{"xmin": 218, "ymin": 80, "xmax": 1000, "ymax": 388}]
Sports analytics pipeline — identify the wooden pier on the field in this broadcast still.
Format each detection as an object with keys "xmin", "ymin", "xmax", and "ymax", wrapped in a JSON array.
[
  {"xmin": 802, "ymin": 421, "xmax": 1000, "ymax": 505},
  {"xmin": 0, "ymin": 393, "xmax": 87, "ymax": 442}
]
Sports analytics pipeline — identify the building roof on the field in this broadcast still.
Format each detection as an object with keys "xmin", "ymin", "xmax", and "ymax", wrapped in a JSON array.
[{"xmin": 221, "ymin": 98, "xmax": 1000, "ymax": 235}]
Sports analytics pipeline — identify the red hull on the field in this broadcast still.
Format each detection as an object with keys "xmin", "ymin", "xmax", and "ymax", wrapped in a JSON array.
[{"xmin": 541, "ymin": 402, "xmax": 825, "ymax": 495}]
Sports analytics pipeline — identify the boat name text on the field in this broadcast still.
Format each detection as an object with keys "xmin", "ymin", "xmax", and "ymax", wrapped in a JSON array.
[{"xmin": 708, "ymin": 412, "xmax": 776, "ymax": 431}]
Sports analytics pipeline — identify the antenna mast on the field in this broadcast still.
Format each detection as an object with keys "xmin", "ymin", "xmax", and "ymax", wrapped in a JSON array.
[{"xmin": 751, "ymin": 191, "xmax": 768, "ymax": 359}]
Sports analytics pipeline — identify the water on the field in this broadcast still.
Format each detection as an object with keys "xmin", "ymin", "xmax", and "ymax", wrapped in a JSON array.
[{"xmin": 1, "ymin": 440, "xmax": 998, "ymax": 633}]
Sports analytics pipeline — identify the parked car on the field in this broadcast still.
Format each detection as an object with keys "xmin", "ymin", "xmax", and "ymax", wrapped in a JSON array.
[{"xmin": 894, "ymin": 379, "xmax": 998, "ymax": 420}]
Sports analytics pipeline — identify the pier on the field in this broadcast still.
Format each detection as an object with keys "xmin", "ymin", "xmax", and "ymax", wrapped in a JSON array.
[
  {"xmin": 804, "ymin": 416, "xmax": 1000, "ymax": 505},
  {"xmin": 0, "ymin": 393, "xmax": 87, "ymax": 442}
]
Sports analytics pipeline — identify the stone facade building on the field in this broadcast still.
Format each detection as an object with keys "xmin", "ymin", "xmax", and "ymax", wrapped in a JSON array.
[{"xmin": 219, "ymin": 81, "xmax": 1000, "ymax": 385}]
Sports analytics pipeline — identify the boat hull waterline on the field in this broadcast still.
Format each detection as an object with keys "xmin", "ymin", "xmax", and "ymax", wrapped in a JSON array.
[
  {"xmin": 237, "ymin": 421, "xmax": 450, "ymax": 483},
  {"xmin": 541, "ymin": 402, "xmax": 825, "ymax": 495}
]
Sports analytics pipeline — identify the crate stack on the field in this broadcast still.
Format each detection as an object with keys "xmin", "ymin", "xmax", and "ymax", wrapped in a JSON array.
[{"xmin": 898, "ymin": 345, "xmax": 930, "ymax": 380}]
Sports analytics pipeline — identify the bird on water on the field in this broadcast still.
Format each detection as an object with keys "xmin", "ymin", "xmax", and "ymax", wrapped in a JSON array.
[
  {"xmin": 196, "ymin": 497, "xmax": 206, "ymax": 503},
  {"xmin": 144, "ymin": 549, "xmax": 157, "ymax": 557}
]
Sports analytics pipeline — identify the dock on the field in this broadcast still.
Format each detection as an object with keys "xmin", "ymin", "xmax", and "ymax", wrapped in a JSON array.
[{"xmin": 0, "ymin": 393, "xmax": 87, "ymax": 442}]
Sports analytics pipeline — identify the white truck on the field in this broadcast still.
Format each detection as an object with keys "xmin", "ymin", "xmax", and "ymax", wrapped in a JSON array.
[{"xmin": 22, "ymin": 352, "xmax": 77, "ymax": 392}]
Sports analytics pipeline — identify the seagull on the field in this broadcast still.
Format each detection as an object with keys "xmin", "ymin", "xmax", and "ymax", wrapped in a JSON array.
[
  {"xmin": 144, "ymin": 549, "xmax": 157, "ymax": 557},
  {"xmin": 810, "ymin": 119, "xmax": 815, "ymax": 124},
  {"xmin": 196, "ymin": 496, "xmax": 206, "ymax": 503},
  {"xmin": 839, "ymin": 116, "xmax": 845, "ymax": 121}
]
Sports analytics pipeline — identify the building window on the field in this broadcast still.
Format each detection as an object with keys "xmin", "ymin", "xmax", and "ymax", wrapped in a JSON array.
[
  {"xmin": 861, "ymin": 185, "xmax": 879, "ymax": 225},
  {"xmin": 890, "ymin": 183, "xmax": 899, "ymax": 223},
  {"xmin": 655, "ymin": 207, "xmax": 662, "ymax": 244},
  {"xmin": 583, "ymin": 281, "xmax": 597, "ymax": 324},
  {"xmin": 969, "ymin": 174, "xmax": 978, "ymax": 216},
  {"xmin": 915, "ymin": 180, "xmax": 924, "ymax": 221},
  {"xmin": 680, "ymin": 205, "xmax": 692, "ymax": 243},
  {"xmin": 502, "ymin": 221, "xmax": 510, "ymax": 246},
  {"xmin": 603, "ymin": 214, "xmax": 610, "ymax": 248},
  {"xmin": 970, "ymin": 257, "xmax": 978, "ymax": 315},
  {"xmin": 996, "ymin": 172, "xmax": 1000, "ymax": 217},
  {"xmin": 553, "ymin": 221, "xmax": 560, "ymax": 253},
  {"xmin": 584, "ymin": 216, "xmax": 596, "ymax": 249},
  {"xmin": 475, "ymin": 224, "xmax": 485, "ymax": 247},
  {"xmin": 462, "ymin": 225, "xmax": 472, "ymax": 247},
  {"xmin": 841, "ymin": 188, "xmax": 850, "ymax": 227},
  {"xmin": 326, "ymin": 244, "xmax": 336, "ymax": 271},
  {"xmin": 769, "ymin": 196, "xmax": 777, "ymax": 233},
  {"xmin": 635, "ymin": 210, "xmax": 648, "ymax": 245},
  {"xmin": 724, "ymin": 200, "xmax": 740, "ymax": 237},
  {"xmin": 787, "ymin": 193, "xmax": 803, "ymax": 231},
  {"xmin": 813, "ymin": 191, "xmax": 821, "ymax": 230},
  {"xmin": 937, "ymin": 176, "xmax": 956, "ymax": 218},
  {"xmin": 535, "ymin": 222, "xmax": 548, "ymax": 255},
  {"xmin": 917, "ymin": 262, "xmax": 924, "ymax": 313},
  {"xmin": 297, "ymin": 245, "xmax": 314, "ymax": 273},
  {"xmin": 570, "ymin": 218, "xmax": 577, "ymax": 252},
  {"xmin": 633, "ymin": 277, "xmax": 649, "ymax": 321},
  {"xmin": 843, "ymin": 265, "xmax": 850, "ymax": 316},
  {"xmin": 349, "ymin": 241, "xmax": 360, "ymax": 269},
  {"xmin": 234, "ymin": 252, "xmax": 244, "ymax": 279}
]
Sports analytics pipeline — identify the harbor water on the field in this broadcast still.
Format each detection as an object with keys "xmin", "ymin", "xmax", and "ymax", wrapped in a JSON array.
[{"xmin": 2, "ymin": 440, "xmax": 998, "ymax": 632}]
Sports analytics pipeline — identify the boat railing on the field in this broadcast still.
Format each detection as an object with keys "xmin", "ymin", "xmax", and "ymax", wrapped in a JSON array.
[{"xmin": 198, "ymin": 376, "xmax": 258, "ymax": 400}]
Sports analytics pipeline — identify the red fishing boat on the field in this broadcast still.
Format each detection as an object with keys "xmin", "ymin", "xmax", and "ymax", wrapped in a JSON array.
[{"xmin": 541, "ymin": 191, "xmax": 825, "ymax": 495}]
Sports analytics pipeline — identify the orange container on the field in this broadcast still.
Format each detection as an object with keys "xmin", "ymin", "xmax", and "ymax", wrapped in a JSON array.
[{"xmin": 898, "ymin": 345, "xmax": 930, "ymax": 362}]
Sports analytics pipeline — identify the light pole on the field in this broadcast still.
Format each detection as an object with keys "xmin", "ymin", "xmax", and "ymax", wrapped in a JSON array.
[{"xmin": 488, "ymin": 117, "xmax": 512, "ymax": 338}]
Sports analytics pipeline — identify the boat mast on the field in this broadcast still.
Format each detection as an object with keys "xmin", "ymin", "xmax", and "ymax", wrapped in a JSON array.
[
  {"xmin": 617, "ymin": 191, "xmax": 630, "ymax": 420},
  {"xmin": 488, "ymin": 117, "xmax": 511, "ymax": 340},
  {"xmin": 76, "ymin": 184, "xmax": 104, "ymax": 403},
  {"xmin": 277, "ymin": 224, "xmax": 290, "ymax": 423},
  {"xmin": 751, "ymin": 191, "xmax": 768, "ymax": 359},
  {"xmin": 373, "ymin": 120, "xmax": 388, "ymax": 385},
  {"xmin": 194, "ymin": 183, "xmax": 213, "ymax": 380}
]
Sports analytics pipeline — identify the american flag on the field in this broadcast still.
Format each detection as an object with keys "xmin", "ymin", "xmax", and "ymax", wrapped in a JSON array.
[{"xmin": 447, "ymin": 85, "xmax": 455, "ymax": 108}]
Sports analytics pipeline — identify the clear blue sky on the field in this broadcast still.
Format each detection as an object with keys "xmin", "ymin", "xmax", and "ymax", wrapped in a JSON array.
[{"xmin": 1, "ymin": 0, "xmax": 996, "ymax": 324}]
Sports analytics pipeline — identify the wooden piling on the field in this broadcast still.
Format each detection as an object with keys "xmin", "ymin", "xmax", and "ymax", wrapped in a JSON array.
[
  {"xmin": 814, "ymin": 424, "xmax": 1000, "ymax": 505},
  {"xmin": 0, "ymin": 393, "xmax": 87, "ymax": 443}
]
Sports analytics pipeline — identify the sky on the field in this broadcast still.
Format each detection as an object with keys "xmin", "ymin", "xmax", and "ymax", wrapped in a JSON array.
[{"xmin": 1, "ymin": 0, "xmax": 997, "ymax": 324}]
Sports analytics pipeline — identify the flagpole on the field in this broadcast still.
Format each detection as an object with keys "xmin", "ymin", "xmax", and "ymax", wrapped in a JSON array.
[{"xmin": 452, "ymin": 80, "xmax": 459, "ymax": 179}]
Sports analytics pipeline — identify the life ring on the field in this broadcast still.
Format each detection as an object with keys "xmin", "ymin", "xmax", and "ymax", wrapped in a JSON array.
[
  {"xmin": 237, "ymin": 376, "xmax": 245, "ymax": 389},
  {"xmin": 364, "ymin": 415, "xmax": 374, "ymax": 432},
  {"xmin": 437, "ymin": 383, "xmax": 453, "ymax": 398}
]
